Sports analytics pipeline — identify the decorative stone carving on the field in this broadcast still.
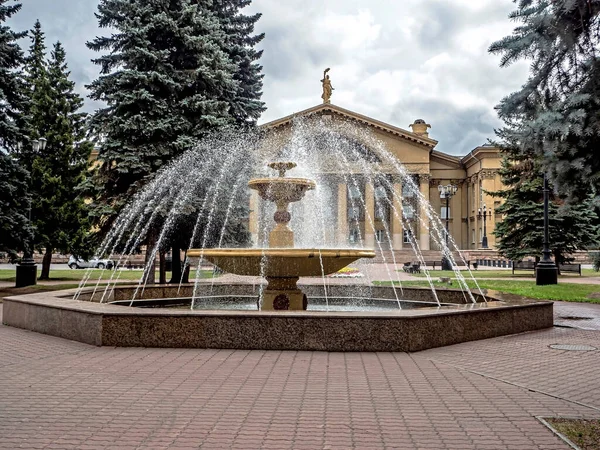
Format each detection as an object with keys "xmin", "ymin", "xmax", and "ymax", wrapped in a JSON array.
[{"xmin": 480, "ymin": 169, "xmax": 498, "ymax": 179}]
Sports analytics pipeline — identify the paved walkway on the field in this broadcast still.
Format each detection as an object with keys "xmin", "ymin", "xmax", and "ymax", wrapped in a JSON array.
[{"xmin": 1, "ymin": 302, "xmax": 600, "ymax": 449}]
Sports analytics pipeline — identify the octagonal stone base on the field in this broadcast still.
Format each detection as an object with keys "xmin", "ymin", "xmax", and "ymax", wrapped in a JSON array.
[{"xmin": 2, "ymin": 285, "xmax": 553, "ymax": 352}]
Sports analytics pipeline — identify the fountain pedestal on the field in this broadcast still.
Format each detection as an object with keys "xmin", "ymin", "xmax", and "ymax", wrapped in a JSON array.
[{"xmin": 263, "ymin": 276, "xmax": 306, "ymax": 311}]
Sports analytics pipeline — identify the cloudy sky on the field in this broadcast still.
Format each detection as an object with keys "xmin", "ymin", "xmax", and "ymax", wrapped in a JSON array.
[{"xmin": 8, "ymin": 0, "xmax": 529, "ymax": 155}]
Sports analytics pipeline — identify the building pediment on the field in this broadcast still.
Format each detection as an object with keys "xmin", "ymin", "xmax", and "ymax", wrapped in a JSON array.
[{"xmin": 260, "ymin": 103, "xmax": 438, "ymax": 150}]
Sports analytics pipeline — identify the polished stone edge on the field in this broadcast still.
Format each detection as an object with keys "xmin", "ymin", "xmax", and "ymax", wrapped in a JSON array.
[{"xmin": 2, "ymin": 287, "xmax": 553, "ymax": 352}]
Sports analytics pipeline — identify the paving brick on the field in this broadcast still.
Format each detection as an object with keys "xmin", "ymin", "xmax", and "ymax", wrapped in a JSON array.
[{"xmin": 0, "ymin": 304, "xmax": 599, "ymax": 449}]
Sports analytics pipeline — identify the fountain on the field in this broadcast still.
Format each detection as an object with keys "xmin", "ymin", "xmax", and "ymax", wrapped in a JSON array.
[
  {"xmin": 2, "ymin": 119, "xmax": 554, "ymax": 351},
  {"xmin": 189, "ymin": 162, "xmax": 375, "ymax": 310}
]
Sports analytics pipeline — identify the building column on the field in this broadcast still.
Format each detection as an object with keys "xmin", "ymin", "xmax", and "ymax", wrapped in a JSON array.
[
  {"xmin": 391, "ymin": 181, "xmax": 403, "ymax": 249},
  {"xmin": 337, "ymin": 182, "xmax": 348, "ymax": 245},
  {"xmin": 419, "ymin": 174, "xmax": 430, "ymax": 250},
  {"xmin": 249, "ymin": 189, "xmax": 259, "ymax": 245},
  {"xmin": 365, "ymin": 182, "xmax": 375, "ymax": 248}
]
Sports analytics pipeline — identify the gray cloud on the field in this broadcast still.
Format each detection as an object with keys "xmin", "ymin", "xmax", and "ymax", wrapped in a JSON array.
[{"xmin": 7, "ymin": 0, "xmax": 529, "ymax": 155}]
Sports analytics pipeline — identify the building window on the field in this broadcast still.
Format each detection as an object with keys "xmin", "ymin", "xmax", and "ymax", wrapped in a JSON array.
[
  {"xmin": 348, "ymin": 206, "xmax": 361, "ymax": 220},
  {"xmin": 403, "ymin": 229, "xmax": 413, "ymax": 244},
  {"xmin": 402, "ymin": 183, "xmax": 415, "ymax": 198},
  {"xmin": 349, "ymin": 227, "xmax": 360, "ymax": 244},
  {"xmin": 440, "ymin": 206, "xmax": 451, "ymax": 220},
  {"xmin": 375, "ymin": 185, "xmax": 387, "ymax": 200},
  {"xmin": 348, "ymin": 185, "xmax": 361, "ymax": 200},
  {"xmin": 376, "ymin": 230, "xmax": 386, "ymax": 242},
  {"xmin": 471, "ymin": 228, "xmax": 475, "ymax": 244},
  {"xmin": 403, "ymin": 204, "xmax": 415, "ymax": 219}
]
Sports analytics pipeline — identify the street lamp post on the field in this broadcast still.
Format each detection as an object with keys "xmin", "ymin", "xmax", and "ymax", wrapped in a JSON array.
[
  {"xmin": 477, "ymin": 205, "xmax": 492, "ymax": 249},
  {"xmin": 15, "ymin": 138, "xmax": 47, "ymax": 288},
  {"xmin": 438, "ymin": 183, "xmax": 457, "ymax": 271},
  {"xmin": 535, "ymin": 173, "xmax": 558, "ymax": 285}
]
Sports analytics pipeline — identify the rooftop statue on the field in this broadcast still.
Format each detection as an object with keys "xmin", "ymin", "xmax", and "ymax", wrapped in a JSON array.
[{"xmin": 321, "ymin": 68, "xmax": 334, "ymax": 104}]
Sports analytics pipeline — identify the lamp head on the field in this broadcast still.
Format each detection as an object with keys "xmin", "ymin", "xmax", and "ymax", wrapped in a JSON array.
[{"xmin": 39, "ymin": 137, "xmax": 47, "ymax": 151}]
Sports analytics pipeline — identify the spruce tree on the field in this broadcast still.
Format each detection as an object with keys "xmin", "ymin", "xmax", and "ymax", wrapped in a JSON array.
[
  {"xmin": 22, "ymin": 25, "xmax": 92, "ymax": 279},
  {"xmin": 87, "ymin": 0, "xmax": 263, "ymax": 282},
  {"xmin": 87, "ymin": 0, "xmax": 238, "ymax": 219},
  {"xmin": 491, "ymin": 140, "xmax": 600, "ymax": 268},
  {"xmin": 490, "ymin": 1, "xmax": 600, "ymax": 203},
  {"xmin": 211, "ymin": 0, "xmax": 265, "ymax": 124},
  {"xmin": 0, "ymin": 152, "xmax": 32, "ymax": 262},
  {"xmin": 0, "ymin": 0, "xmax": 31, "ymax": 259},
  {"xmin": 0, "ymin": 0, "xmax": 27, "ymax": 151}
]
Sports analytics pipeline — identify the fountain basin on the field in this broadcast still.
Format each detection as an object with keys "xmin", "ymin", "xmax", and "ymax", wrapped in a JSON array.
[
  {"xmin": 3, "ymin": 285, "xmax": 553, "ymax": 352},
  {"xmin": 187, "ymin": 248, "xmax": 375, "ymax": 277},
  {"xmin": 248, "ymin": 177, "xmax": 316, "ymax": 203},
  {"xmin": 187, "ymin": 248, "xmax": 376, "ymax": 310}
]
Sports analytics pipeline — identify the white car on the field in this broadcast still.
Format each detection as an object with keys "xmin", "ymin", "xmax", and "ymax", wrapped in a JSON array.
[{"xmin": 68, "ymin": 255, "xmax": 114, "ymax": 270}]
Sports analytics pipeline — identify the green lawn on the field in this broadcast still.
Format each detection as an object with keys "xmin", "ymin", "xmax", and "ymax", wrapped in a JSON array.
[
  {"xmin": 0, "ymin": 268, "xmax": 216, "ymax": 282},
  {"xmin": 404, "ymin": 268, "xmax": 599, "ymax": 278},
  {"xmin": 376, "ymin": 279, "xmax": 600, "ymax": 303}
]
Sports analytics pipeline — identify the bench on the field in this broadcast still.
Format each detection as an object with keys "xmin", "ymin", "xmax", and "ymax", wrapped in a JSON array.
[
  {"xmin": 402, "ymin": 262, "xmax": 421, "ymax": 274},
  {"xmin": 558, "ymin": 263, "xmax": 582, "ymax": 276},
  {"xmin": 422, "ymin": 260, "xmax": 471, "ymax": 270},
  {"xmin": 512, "ymin": 260, "xmax": 536, "ymax": 275}
]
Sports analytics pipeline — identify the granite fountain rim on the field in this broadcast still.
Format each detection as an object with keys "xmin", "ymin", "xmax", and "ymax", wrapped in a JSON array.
[{"xmin": 3, "ymin": 285, "xmax": 553, "ymax": 320}]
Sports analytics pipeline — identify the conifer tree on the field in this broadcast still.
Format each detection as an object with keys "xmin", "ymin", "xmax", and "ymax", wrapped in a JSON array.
[
  {"xmin": 0, "ymin": 0, "xmax": 31, "ymax": 259},
  {"xmin": 22, "ymin": 24, "xmax": 92, "ymax": 279},
  {"xmin": 491, "ymin": 135, "xmax": 600, "ymax": 267},
  {"xmin": 490, "ymin": 1, "xmax": 600, "ymax": 203},
  {"xmin": 0, "ymin": 0, "xmax": 26, "ymax": 150},
  {"xmin": 0, "ymin": 153, "xmax": 31, "ymax": 262},
  {"xmin": 211, "ymin": 0, "xmax": 265, "ymax": 124},
  {"xmin": 87, "ymin": 0, "xmax": 263, "ymax": 282}
]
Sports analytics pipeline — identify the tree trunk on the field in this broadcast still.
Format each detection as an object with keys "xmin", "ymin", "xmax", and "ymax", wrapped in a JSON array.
[
  {"xmin": 182, "ymin": 251, "xmax": 190, "ymax": 283},
  {"xmin": 169, "ymin": 245, "xmax": 182, "ymax": 283},
  {"xmin": 39, "ymin": 247, "xmax": 52, "ymax": 280},
  {"xmin": 554, "ymin": 250, "xmax": 562, "ymax": 275},
  {"xmin": 159, "ymin": 251, "xmax": 167, "ymax": 284},
  {"xmin": 144, "ymin": 230, "xmax": 157, "ymax": 284}
]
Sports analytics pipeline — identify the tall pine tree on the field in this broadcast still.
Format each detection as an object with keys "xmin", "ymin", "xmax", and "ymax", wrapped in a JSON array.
[
  {"xmin": 212, "ymin": 0, "xmax": 265, "ymax": 124},
  {"xmin": 87, "ymin": 0, "xmax": 264, "ymax": 282},
  {"xmin": 22, "ymin": 23, "xmax": 92, "ymax": 279},
  {"xmin": 0, "ymin": 0, "xmax": 31, "ymax": 260},
  {"xmin": 490, "ymin": 1, "xmax": 600, "ymax": 203},
  {"xmin": 0, "ymin": 0, "xmax": 26, "ymax": 150}
]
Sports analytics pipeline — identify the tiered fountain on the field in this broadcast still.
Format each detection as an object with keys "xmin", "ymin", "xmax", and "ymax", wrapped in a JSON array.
[
  {"xmin": 2, "ymin": 123, "xmax": 553, "ymax": 351},
  {"xmin": 188, "ymin": 162, "xmax": 375, "ymax": 310}
]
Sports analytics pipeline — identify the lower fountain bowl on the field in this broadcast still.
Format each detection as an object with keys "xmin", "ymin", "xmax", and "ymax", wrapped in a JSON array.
[
  {"xmin": 186, "ymin": 248, "xmax": 376, "ymax": 277},
  {"xmin": 2, "ymin": 284, "xmax": 553, "ymax": 352}
]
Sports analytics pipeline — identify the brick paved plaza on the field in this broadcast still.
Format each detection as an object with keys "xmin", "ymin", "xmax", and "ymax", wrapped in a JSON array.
[{"xmin": 1, "ymin": 302, "xmax": 599, "ymax": 449}]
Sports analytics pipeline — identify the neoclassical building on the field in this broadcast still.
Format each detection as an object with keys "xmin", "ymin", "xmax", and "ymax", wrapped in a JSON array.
[{"xmin": 251, "ymin": 103, "xmax": 504, "ymax": 252}]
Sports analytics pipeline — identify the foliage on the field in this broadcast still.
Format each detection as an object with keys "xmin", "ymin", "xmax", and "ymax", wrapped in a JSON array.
[
  {"xmin": 86, "ymin": 0, "xmax": 264, "ymax": 282},
  {"xmin": 490, "ymin": 0, "xmax": 600, "ymax": 203},
  {"xmin": 490, "ymin": 151, "xmax": 599, "ymax": 264},
  {"xmin": 0, "ymin": 152, "xmax": 32, "ymax": 261},
  {"xmin": 0, "ymin": 0, "xmax": 27, "ymax": 151},
  {"xmin": 211, "ymin": 0, "xmax": 266, "ymax": 124},
  {"xmin": 592, "ymin": 252, "xmax": 600, "ymax": 271},
  {"xmin": 86, "ymin": 0, "xmax": 239, "ymax": 226},
  {"xmin": 0, "ymin": 0, "xmax": 30, "ymax": 260},
  {"xmin": 21, "ymin": 23, "xmax": 93, "ymax": 278}
]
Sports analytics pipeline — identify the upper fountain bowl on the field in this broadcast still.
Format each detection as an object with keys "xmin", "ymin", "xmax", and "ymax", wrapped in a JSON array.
[
  {"xmin": 248, "ymin": 177, "xmax": 316, "ymax": 203},
  {"xmin": 248, "ymin": 161, "xmax": 316, "ymax": 203}
]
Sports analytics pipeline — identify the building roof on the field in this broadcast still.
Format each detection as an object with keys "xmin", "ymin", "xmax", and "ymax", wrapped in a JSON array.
[{"xmin": 260, "ymin": 103, "xmax": 439, "ymax": 149}]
